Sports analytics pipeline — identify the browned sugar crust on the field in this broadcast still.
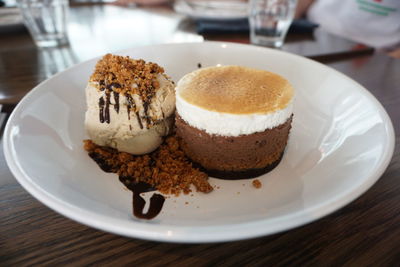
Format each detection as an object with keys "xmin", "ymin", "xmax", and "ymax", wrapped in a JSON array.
[
  {"xmin": 175, "ymin": 114, "xmax": 293, "ymax": 179},
  {"xmin": 179, "ymin": 66, "xmax": 294, "ymax": 114}
]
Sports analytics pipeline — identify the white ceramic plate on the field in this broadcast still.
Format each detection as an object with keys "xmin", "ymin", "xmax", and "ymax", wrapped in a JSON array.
[
  {"xmin": 174, "ymin": 0, "xmax": 248, "ymax": 20},
  {"xmin": 4, "ymin": 42, "xmax": 394, "ymax": 243}
]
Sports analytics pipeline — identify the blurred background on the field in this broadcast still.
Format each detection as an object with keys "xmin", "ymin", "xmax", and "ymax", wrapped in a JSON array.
[{"xmin": 0, "ymin": 0, "xmax": 398, "ymax": 111}]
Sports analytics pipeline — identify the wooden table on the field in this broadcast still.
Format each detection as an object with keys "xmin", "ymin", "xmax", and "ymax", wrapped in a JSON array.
[{"xmin": 1, "ymin": 4, "xmax": 399, "ymax": 266}]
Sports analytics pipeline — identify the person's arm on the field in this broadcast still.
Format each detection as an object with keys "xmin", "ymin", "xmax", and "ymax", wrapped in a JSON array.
[{"xmin": 295, "ymin": 0, "xmax": 315, "ymax": 18}]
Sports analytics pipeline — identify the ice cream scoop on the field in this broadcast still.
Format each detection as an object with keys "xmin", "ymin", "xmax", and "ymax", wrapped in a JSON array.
[{"xmin": 85, "ymin": 54, "xmax": 175, "ymax": 155}]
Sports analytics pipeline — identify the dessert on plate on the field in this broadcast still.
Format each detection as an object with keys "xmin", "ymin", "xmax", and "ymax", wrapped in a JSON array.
[
  {"xmin": 83, "ymin": 54, "xmax": 213, "ymax": 220},
  {"xmin": 175, "ymin": 65, "xmax": 294, "ymax": 179},
  {"xmin": 85, "ymin": 54, "xmax": 175, "ymax": 155},
  {"xmin": 83, "ymin": 57, "xmax": 294, "ymax": 219}
]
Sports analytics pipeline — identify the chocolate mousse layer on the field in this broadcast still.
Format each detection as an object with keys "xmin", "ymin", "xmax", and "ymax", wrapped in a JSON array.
[{"xmin": 175, "ymin": 114, "xmax": 293, "ymax": 179}]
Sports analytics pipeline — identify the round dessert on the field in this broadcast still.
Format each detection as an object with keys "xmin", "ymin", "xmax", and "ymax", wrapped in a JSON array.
[
  {"xmin": 85, "ymin": 54, "xmax": 175, "ymax": 155},
  {"xmin": 175, "ymin": 65, "xmax": 294, "ymax": 179}
]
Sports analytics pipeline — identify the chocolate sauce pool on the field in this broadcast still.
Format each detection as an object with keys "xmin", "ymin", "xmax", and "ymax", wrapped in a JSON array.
[
  {"xmin": 89, "ymin": 152, "xmax": 165, "ymax": 220},
  {"xmin": 121, "ymin": 179, "xmax": 165, "ymax": 220}
]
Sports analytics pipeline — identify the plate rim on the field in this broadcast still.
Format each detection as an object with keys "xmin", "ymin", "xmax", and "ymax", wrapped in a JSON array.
[{"xmin": 3, "ymin": 41, "xmax": 395, "ymax": 243}]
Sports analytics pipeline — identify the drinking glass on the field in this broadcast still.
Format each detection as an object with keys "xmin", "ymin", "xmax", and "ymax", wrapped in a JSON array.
[
  {"xmin": 249, "ymin": 0, "xmax": 297, "ymax": 48},
  {"xmin": 17, "ymin": 0, "xmax": 69, "ymax": 47}
]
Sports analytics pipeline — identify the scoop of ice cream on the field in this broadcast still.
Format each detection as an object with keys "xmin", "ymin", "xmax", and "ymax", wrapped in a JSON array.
[{"xmin": 85, "ymin": 54, "xmax": 175, "ymax": 155}]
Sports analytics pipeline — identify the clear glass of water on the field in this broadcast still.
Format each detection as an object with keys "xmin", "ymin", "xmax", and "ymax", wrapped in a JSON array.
[
  {"xmin": 17, "ymin": 0, "xmax": 69, "ymax": 48},
  {"xmin": 249, "ymin": 0, "xmax": 297, "ymax": 48}
]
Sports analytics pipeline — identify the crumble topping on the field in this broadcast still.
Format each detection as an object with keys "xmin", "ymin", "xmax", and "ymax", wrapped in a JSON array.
[
  {"xmin": 252, "ymin": 179, "xmax": 262, "ymax": 189},
  {"xmin": 83, "ymin": 135, "xmax": 213, "ymax": 196},
  {"xmin": 90, "ymin": 54, "xmax": 164, "ymax": 102}
]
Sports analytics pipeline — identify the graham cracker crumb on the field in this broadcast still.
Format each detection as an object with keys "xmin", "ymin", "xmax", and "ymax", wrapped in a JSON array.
[
  {"xmin": 90, "ymin": 54, "xmax": 164, "ymax": 103},
  {"xmin": 84, "ymin": 135, "xmax": 213, "ymax": 196},
  {"xmin": 252, "ymin": 179, "xmax": 262, "ymax": 189}
]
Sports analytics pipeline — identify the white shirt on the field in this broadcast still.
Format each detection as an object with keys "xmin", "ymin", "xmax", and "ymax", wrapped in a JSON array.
[{"xmin": 308, "ymin": 0, "xmax": 400, "ymax": 49}]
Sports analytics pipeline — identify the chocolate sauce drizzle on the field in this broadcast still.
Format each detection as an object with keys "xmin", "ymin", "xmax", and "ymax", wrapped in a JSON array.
[
  {"xmin": 125, "ymin": 94, "xmax": 144, "ymax": 130},
  {"xmin": 121, "ymin": 179, "xmax": 165, "ymax": 220},
  {"xmin": 104, "ymin": 91, "xmax": 111, "ymax": 123},
  {"xmin": 126, "ymin": 105, "xmax": 131, "ymax": 120},
  {"xmin": 88, "ymin": 151, "xmax": 165, "ymax": 220},
  {"xmin": 97, "ymin": 80, "xmax": 156, "ymax": 129},
  {"xmin": 107, "ymin": 82, "xmax": 121, "ymax": 90},
  {"xmin": 98, "ymin": 82, "xmax": 122, "ymax": 124},
  {"xmin": 142, "ymin": 102, "xmax": 151, "ymax": 129},
  {"xmin": 99, "ymin": 80, "xmax": 105, "ymax": 90},
  {"xmin": 98, "ymin": 97, "xmax": 105, "ymax": 123},
  {"xmin": 88, "ymin": 151, "xmax": 117, "ymax": 173},
  {"xmin": 98, "ymin": 82, "xmax": 117, "ymax": 124},
  {"xmin": 113, "ymin": 91, "xmax": 119, "ymax": 113},
  {"xmin": 135, "ymin": 111, "xmax": 143, "ymax": 129}
]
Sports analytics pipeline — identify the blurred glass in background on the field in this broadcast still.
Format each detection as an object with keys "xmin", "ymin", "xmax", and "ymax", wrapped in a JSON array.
[
  {"xmin": 16, "ymin": 0, "xmax": 69, "ymax": 47},
  {"xmin": 249, "ymin": 0, "xmax": 297, "ymax": 48}
]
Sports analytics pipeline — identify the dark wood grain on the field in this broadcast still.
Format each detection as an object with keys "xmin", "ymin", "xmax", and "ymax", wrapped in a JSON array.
[
  {"xmin": 1, "ymin": 4, "xmax": 400, "ymax": 266},
  {"xmin": 1, "ymin": 152, "xmax": 400, "ymax": 266}
]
